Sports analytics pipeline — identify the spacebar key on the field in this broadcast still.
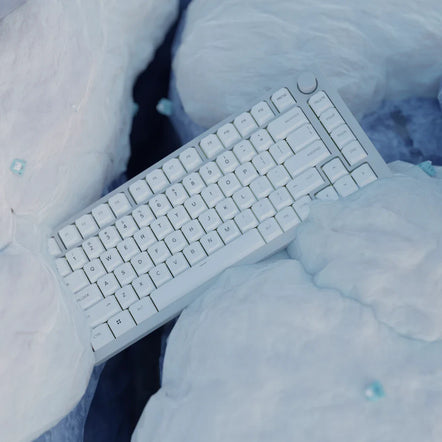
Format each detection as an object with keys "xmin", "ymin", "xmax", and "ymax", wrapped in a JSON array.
[{"xmin": 150, "ymin": 229, "xmax": 265, "ymax": 310}]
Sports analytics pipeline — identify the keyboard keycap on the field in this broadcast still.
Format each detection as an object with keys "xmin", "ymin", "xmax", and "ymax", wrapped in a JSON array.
[
  {"xmin": 82, "ymin": 237, "xmax": 105, "ymax": 260},
  {"xmin": 184, "ymin": 195, "xmax": 207, "ymax": 219},
  {"xmin": 145, "ymin": 169, "xmax": 169, "ymax": 193},
  {"xmin": 267, "ymin": 107, "xmax": 308, "ymax": 141},
  {"xmin": 182, "ymin": 219, "xmax": 205, "ymax": 242},
  {"xmin": 132, "ymin": 205, "xmax": 155, "ymax": 228},
  {"xmin": 275, "ymin": 206, "xmax": 300, "ymax": 231},
  {"xmin": 235, "ymin": 162, "xmax": 259, "ymax": 186},
  {"xmin": 99, "ymin": 226, "xmax": 121, "ymax": 249},
  {"xmin": 258, "ymin": 217, "xmax": 283, "ymax": 242},
  {"xmin": 201, "ymin": 184, "xmax": 224, "ymax": 208},
  {"xmin": 250, "ymin": 129, "xmax": 273, "ymax": 152},
  {"xmin": 286, "ymin": 168, "xmax": 325, "ymax": 200},
  {"xmin": 117, "ymin": 238, "xmax": 139, "ymax": 261},
  {"xmin": 115, "ymin": 215, "xmax": 138, "ymax": 239},
  {"xmin": 149, "ymin": 194, "xmax": 172, "ymax": 217},
  {"xmin": 250, "ymin": 176, "xmax": 273, "ymax": 199},
  {"xmin": 199, "ymin": 208, "xmax": 222, "ymax": 232},
  {"xmin": 330, "ymin": 124, "xmax": 355, "ymax": 150},
  {"xmin": 166, "ymin": 183, "xmax": 188, "ymax": 206},
  {"xmin": 233, "ymin": 112, "xmax": 258, "ymax": 137},
  {"xmin": 308, "ymin": 91, "xmax": 333, "ymax": 116},
  {"xmin": 286, "ymin": 124, "xmax": 320, "ymax": 153},
  {"xmin": 150, "ymin": 216, "xmax": 173, "ymax": 241},
  {"xmin": 64, "ymin": 269, "xmax": 89, "ymax": 293},
  {"xmin": 85, "ymin": 296, "xmax": 121, "ymax": 328},
  {"xmin": 59, "ymin": 224, "xmax": 82, "ymax": 249},
  {"xmin": 100, "ymin": 248, "xmax": 123, "ymax": 272},
  {"xmin": 269, "ymin": 187, "xmax": 293, "ymax": 211},
  {"xmin": 216, "ymin": 151, "xmax": 239, "ymax": 174},
  {"xmin": 217, "ymin": 123, "xmax": 241, "ymax": 147},
  {"xmin": 269, "ymin": 140, "xmax": 292, "ymax": 165},
  {"xmin": 232, "ymin": 187, "xmax": 256, "ymax": 210},
  {"xmin": 167, "ymin": 205, "xmax": 191, "ymax": 229},
  {"xmin": 91, "ymin": 324, "xmax": 114, "ymax": 351},
  {"xmin": 116, "ymin": 285, "xmax": 138, "ymax": 309},
  {"xmin": 132, "ymin": 274, "xmax": 155, "ymax": 297},
  {"xmin": 200, "ymin": 231, "xmax": 224, "ymax": 254},
  {"xmin": 129, "ymin": 297, "xmax": 157, "ymax": 324},
  {"xmin": 316, "ymin": 186, "xmax": 339, "ymax": 201},
  {"xmin": 341, "ymin": 140, "xmax": 367, "ymax": 166},
  {"xmin": 267, "ymin": 165, "xmax": 290, "ymax": 188},
  {"xmin": 162, "ymin": 158, "xmax": 186, "ymax": 182},
  {"xmin": 252, "ymin": 198, "xmax": 276, "ymax": 222},
  {"xmin": 108, "ymin": 193, "xmax": 131, "ymax": 217},
  {"xmin": 199, "ymin": 161, "xmax": 222, "ymax": 184},
  {"xmin": 166, "ymin": 252, "xmax": 190, "ymax": 277},
  {"xmin": 271, "ymin": 88, "xmax": 296, "ymax": 112},
  {"xmin": 150, "ymin": 263, "xmax": 173, "ymax": 287},
  {"xmin": 284, "ymin": 141, "xmax": 330, "ymax": 178},
  {"xmin": 129, "ymin": 180, "xmax": 152, "ymax": 204},
  {"xmin": 200, "ymin": 134, "xmax": 224, "ymax": 159},
  {"xmin": 320, "ymin": 108, "xmax": 345, "ymax": 133},
  {"xmin": 215, "ymin": 198, "xmax": 239, "ymax": 222},
  {"xmin": 165, "ymin": 230, "xmax": 188, "ymax": 254},
  {"xmin": 250, "ymin": 101, "xmax": 274, "ymax": 126},
  {"xmin": 233, "ymin": 140, "xmax": 256, "ymax": 163},
  {"xmin": 108, "ymin": 310, "xmax": 136, "ymax": 337},
  {"xmin": 183, "ymin": 242, "xmax": 207, "ymax": 266},
  {"xmin": 148, "ymin": 241, "xmax": 171, "ymax": 265},
  {"xmin": 92, "ymin": 204, "xmax": 115, "ymax": 228},
  {"xmin": 114, "ymin": 262, "xmax": 137, "ymax": 286},
  {"xmin": 334, "ymin": 174, "xmax": 359, "ymax": 197},
  {"xmin": 182, "ymin": 172, "xmax": 205, "ymax": 196},
  {"xmin": 55, "ymin": 258, "xmax": 72, "ymax": 276},
  {"xmin": 75, "ymin": 284, "xmax": 103, "ymax": 309},
  {"xmin": 84, "ymin": 259, "xmax": 106, "ymax": 283},
  {"xmin": 252, "ymin": 151, "xmax": 276, "ymax": 175},
  {"xmin": 351, "ymin": 163, "xmax": 377, "ymax": 187},
  {"xmin": 322, "ymin": 158, "xmax": 347, "ymax": 183},
  {"xmin": 131, "ymin": 252, "xmax": 154, "ymax": 275},
  {"xmin": 75, "ymin": 214, "xmax": 99, "ymax": 238},
  {"xmin": 97, "ymin": 273, "xmax": 120, "ymax": 297},
  {"xmin": 133, "ymin": 227, "xmax": 156, "ymax": 251},
  {"xmin": 218, "ymin": 173, "xmax": 241, "ymax": 197},
  {"xmin": 217, "ymin": 220, "xmax": 241, "ymax": 244},
  {"xmin": 180, "ymin": 147, "xmax": 203, "ymax": 172},
  {"xmin": 65, "ymin": 247, "xmax": 88, "ymax": 270},
  {"xmin": 234, "ymin": 209, "xmax": 258, "ymax": 233}
]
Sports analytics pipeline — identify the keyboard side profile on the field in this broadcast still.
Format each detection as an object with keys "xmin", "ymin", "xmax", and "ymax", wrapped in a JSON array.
[{"xmin": 48, "ymin": 72, "xmax": 391, "ymax": 364}]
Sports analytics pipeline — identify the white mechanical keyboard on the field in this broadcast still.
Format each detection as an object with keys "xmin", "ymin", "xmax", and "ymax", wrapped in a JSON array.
[{"xmin": 48, "ymin": 72, "xmax": 391, "ymax": 364}]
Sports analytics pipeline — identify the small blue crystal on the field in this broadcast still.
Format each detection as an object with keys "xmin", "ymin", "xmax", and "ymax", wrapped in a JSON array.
[
  {"xmin": 156, "ymin": 98, "xmax": 173, "ymax": 116},
  {"xmin": 417, "ymin": 160, "xmax": 436, "ymax": 177},
  {"xmin": 10, "ymin": 158, "xmax": 26, "ymax": 176},
  {"xmin": 365, "ymin": 381, "xmax": 385, "ymax": 402}
]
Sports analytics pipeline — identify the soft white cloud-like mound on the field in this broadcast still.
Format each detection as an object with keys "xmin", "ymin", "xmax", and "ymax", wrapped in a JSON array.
[
  {"xmin": 288, "ymin": 165, "xmax": 442, "ymax": 342},
  {"xmin": 133, "ymin": 260, "xmax": 442, "ymax": 442},
  {"xmin": 174, "ymin": 0, "xmax": 442, "ymax": 127},
  {"xmin": 0, "ymin": 1, "xmax": 178, "ymax": 440},
  {"xmin": 133, "ymin": 165, "xmax": 442, "ymax": 441}
]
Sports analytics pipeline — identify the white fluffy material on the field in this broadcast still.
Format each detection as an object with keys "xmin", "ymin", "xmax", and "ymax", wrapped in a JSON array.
[
  {"xmin": 0, "ymin": 1, "xmax": 178, "ymax": 441},
  {"xmin": 288, "ymin": 167, "xmax": 442, "ymax": 342},
  {"xmin": 133, "ymin": 165, "xmax": 442, "ymax": 441},
  {"xmin": 174, "ymin": 0, "xmax": 442, "ymax": 128}
]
